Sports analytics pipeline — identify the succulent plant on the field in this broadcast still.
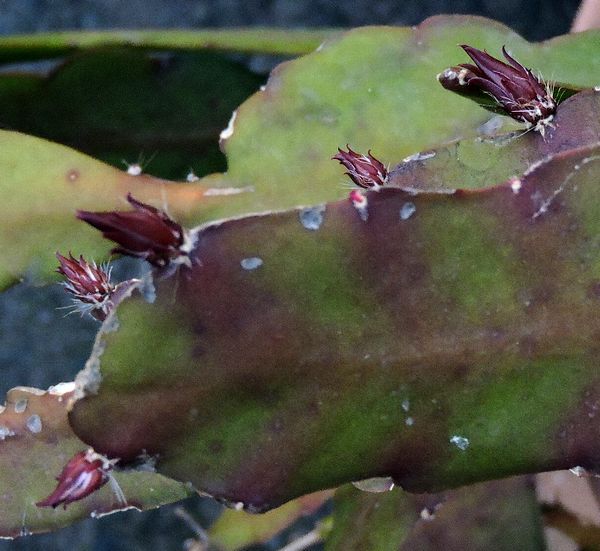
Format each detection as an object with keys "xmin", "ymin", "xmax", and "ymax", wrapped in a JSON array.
[{"xmin": 2, "ymin": 15, "xmax": 600, "ymax": 550}]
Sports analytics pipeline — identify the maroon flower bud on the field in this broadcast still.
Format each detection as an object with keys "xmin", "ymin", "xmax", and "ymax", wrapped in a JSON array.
[
  {"xmin": 56, "ymin": 252, "xmax": 116, "ymax": 321},
  {"xmin": 77, "ymin": 194, "xmax": 193, "ymax": 268},
  {"xmin": 36, "ymin": 449, "xmax": 117, "ymax": 509},
  {"xmin": 333, "ymin": 145, "xmax": 388, "ymax": 189},
  {"xmin": 438, "ymin": 45, "xmax": 556, "ymax": 136}
]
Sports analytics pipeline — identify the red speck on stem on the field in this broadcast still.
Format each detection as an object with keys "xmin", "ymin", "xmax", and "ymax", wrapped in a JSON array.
[
  {"xmin": 349, "ymin": 189, "xmax": 367, "ymax": 207},
  {"xmin": 348, "ymin": 189, "xmax": 369, "ymax": 222}
]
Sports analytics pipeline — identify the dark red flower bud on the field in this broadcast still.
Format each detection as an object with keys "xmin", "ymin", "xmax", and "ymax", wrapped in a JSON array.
[
  {"xmin": 333, "ymin": 145, "xmax": 388, "ymax": 189},
  {"xmin": 56, "ymin": 252, "xmax": 116, "ymax": 321},
  {"xmin": 77, "ymin": 194, "xmax": 193, "ymax": 268},
  {"xmin": 36, "ymin": 449, "xmax": 116, "ymax": 509},
  {"xmin": 438, "ymin": 45, "xmax": 556, "ymax": 136}
]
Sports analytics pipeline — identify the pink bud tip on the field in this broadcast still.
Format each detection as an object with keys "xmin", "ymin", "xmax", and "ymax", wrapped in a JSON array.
[
  {"xmin": 36, "ymin": 449, "xmax": 117, "ymax": 509},
  {"xmin": 349, "ymin": 189, "xmax": 367, "ymax": 206}
]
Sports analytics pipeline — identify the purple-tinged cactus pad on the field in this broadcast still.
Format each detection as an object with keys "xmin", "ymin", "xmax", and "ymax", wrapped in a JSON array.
[
  {"xmin": 0, "ymin": 386, "xmax": 192, "ymax": 538},
  {"xmin": 326, "ymin": 477, "xmax": 543, "ymax": 550},
  {"xmin": 388, "ymin": 90, "xmax": 600, "ymax": 192},
  {"xmin": 4, "ymin": 18, "xmax": 600, "ymax": 288},
  {"xmin": 71, "ymin": 142, "xmax": 600, "ymax": 511}
]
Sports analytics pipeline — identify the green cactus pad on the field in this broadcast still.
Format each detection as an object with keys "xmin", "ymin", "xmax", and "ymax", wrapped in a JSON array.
[
  {"xmin": 70, "ymin": 142, "xmax": 600, "ymax": 510},
  {"xmin": 204, "ymin": 16, "xmax": 600, "ymax": 218},
  {"xmin": 0, "ymin": 49, "xmax": 263, "ymax": 180},
  {"xmin": 0, "ymin": 28, "xmax": 335, "ymax": 63},
  {"xmin": 4, "ymin": 17, "xmax": 600, "ymax": 538},
  {"xmin": 0, "ymin": 131, "xmax": 237, "ymax": 289},
  {"xmin": 3, "ymin": 17, "xmax": 600, "ymax": 289},
  {"xmin": 210, "ymin": 490, "xmax": 331, "ymax": 550},
  {"xmin": 388, "ymin": 91, "xmax": 600, "ymax": 192},
  {"xmin": 326, "ymin": 477, "xmax": 544, "ymax": 550},
  {"xmin": 0, "ymin": 385, "xmax": 192, "ymax": 538}
]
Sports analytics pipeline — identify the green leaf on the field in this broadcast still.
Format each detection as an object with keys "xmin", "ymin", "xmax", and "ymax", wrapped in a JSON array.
[
  {"xmin": 0, "ymin": 385, "xmax": 192, "ymax": 538},
  {"xmin": 200, "ymin": 17, "xmax": 600, "ymax": 219},
  {"xmin": 0, "ymin": 49, "xmax": 263, "ymax": 180},
  {"xmin": 388, "ymin": 90, "xmax": 600, "ymax": 191},
  {"xmin": 0, "ymin": 131, "xmax": 232, "ymax": 289},
  {"xmin": 0, "ymin": 28, "xmax": 337, "ymax": 63},
  {"xmin": 70, "ymin": 142, "xmax": 600, "ymax": 510},
  {"xmin": 209, "ymin": 491, "xmax": 331, "ymax": 550},
  {"xmin": 4, "ymin": 18, "xmax": 600, "ymax": 287},
  {"xmin": 326, "ymin": 477, "xmax": 545, "ymax": 550}
]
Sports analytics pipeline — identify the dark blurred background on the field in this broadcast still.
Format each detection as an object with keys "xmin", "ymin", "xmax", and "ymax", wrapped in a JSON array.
[
  {"xmin": 0, "ymin": 1, "xmax": 583, "ymax": 549},
  {"xmin": 0, "ymin": 0, "xmax": 582, "ymax": 40}
]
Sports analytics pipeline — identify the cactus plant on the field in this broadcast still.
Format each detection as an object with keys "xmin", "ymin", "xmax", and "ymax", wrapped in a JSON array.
[
  {"xmin": 2, "ymin": 15, "xmax": 600, "ymax": 548},
  {"xmin": 0, "ymin": 385, "xmax": 192, "ymax": 538},
  {"xmin": 0, "ymin": 48, "xmax": 264, "ymax": 179}
]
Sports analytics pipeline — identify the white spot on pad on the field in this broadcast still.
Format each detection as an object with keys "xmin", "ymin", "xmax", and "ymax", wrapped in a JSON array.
[
  {"xmin": 569, "ymin": 466, "xmax": 587, "ymax": 477},
  {"xmin": 352, "ymin": 476, "xmax": 395, "ymax": 493},
  {"xmin": 186, "ymin": 170, "xmax": 199, "ymax": 182},
  {"xmin": 14, "ymin": 399, "xmax": 27, "ymax": 414},
  {"xmin": 48, "ymin": 382, "xmax": 76, "ymax": 396},
  {"xmin": 240, "ymin": 257, "xmax": 263, "ymax": 271},
  {"xmin": 403, "ymin": 151, "xmax": 435, "ymax": 163},
  {"xmin": 420, "ymin": 508, "xmax": 435, "ymax": 521},
  {"xmin": 0, "ymin": 425, "xmax": 15, "ymax": 440},
  {"xmin": 349, "ymin": 191, "xmax": 369, "ymax": 222},
  {"xmin": 511, "ymin": 178, "xmax": 522, "ymax": 194},
  {"xmin": 219, "ymin": 110, "xmax": 238, "ymax": 142},
  {"xmin": 299, "ymin": 205, "xmax": 326, "ymax": 230},
  {"xmin": 126, "ymin": 164, "xmax": 142, "ymax": 176},
  {"xmin": 405, "ymin": 417, "xmax": 415, "ymax": 426},
  {"xmin": 203, "ymin": 186, "xmax": 254, "ymax": 196},
  {"xmin": 450, "ymin": 435, "xmax": 469, "ymax": 450},
  {"xmin": 26, "ymin": 414, "xmax": 42, "ymax": 434},
  {"xmin": 400, "ymin": 202, "xmax": 417, "ymax": 220}
]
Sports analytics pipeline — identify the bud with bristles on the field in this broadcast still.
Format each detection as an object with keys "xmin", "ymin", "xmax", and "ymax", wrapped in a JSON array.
[
  {"xmin": 333, "ymin": 146, "xmax": 388, "ymax": 189},
  {"xmin": 77, "ymin": 194, "xmax": 193, "ymax": 268},
  {"xmin": 438, "ymin": 45, "xmax": 556, "ymax": 136},
  {"xmin": 56, "ymin": 252, "xmax": 116, "ymax": 321}
]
